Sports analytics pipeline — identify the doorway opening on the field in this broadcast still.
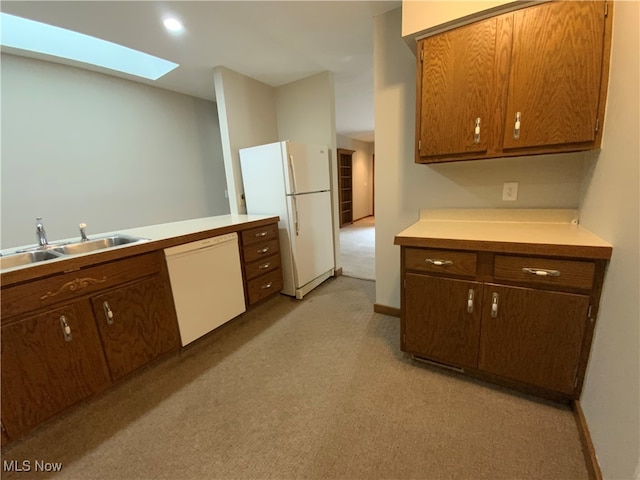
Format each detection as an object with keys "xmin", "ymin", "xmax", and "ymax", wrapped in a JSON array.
[{"xmin": 337, "ymin": 148, "xmax": 375, "ymax": 281}]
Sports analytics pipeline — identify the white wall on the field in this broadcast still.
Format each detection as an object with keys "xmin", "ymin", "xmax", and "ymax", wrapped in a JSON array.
[
  {"xmin": 578, "ymin": 2, "xmax": 640, "ymax": 479},
  {"xmin": 373, "ymin": 7, "xmax": 586, "ymax": 310},
  {"xmin": 1, "ymin": 54, "xmax": 228, "ymax": 249},
  {"xmin": 213, "ymin": 66, "xmax": 279, "ymax": 214},
  {"xmin": 337, "ymin": 135, "xmax": 375, "ymax": 220}
]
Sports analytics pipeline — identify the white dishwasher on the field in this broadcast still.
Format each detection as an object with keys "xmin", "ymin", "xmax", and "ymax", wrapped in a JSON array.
[{"xmin": 164, "ymin": 233, "xmax": 246, "ymax": 346}]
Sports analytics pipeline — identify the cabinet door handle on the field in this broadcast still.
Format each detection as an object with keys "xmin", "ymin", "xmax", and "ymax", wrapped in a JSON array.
[
  {"xmin": 474, "ymin": 117, "xmax": 481, "ymax": 144},
  {"xmin": 467, "ymin": 289, "xmax": 475, "ymax": 313},
  {"xmin": 257, "ymin": 247, "xmax": 270, "ymax": 254},
  {"xmin": 425, "ymin": 258, "xmax": 453, "ymax": 266},
  {"xmin": 255, "ymin": 231, "xmax": 268, "ymax": 237},
  {"xmin": 59, "ymin": 315, "xmax": 73, "ymax": 342},
  {"xmin": 513, "ymin": 112, "xmax": 521, "ymax": 139},
  {"xmin": 491, "ymin": 293, "xmax": 499, "ymax": 318},
  {"xmin": 261, "ymin": 282, "xmax": 273, "ymax": 290},
  {"xmin": 522, "ymin": 267, "xmax": 561, "ymax": 277},
  {"xmin": 103, "ymin": 301, "xmax": 115, "ymax": 325},
  {"xmin": 258, "ymin": 262, "xmax": 271, "ymax": 270}
]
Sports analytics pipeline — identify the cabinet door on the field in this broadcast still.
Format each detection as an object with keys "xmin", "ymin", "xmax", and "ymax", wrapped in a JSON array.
[
  {"xmin": 417, "ymin": 17, "xmax": 497, "ymax": 158},
  {"xmin": 1, "ymin": 301, "xmax": 110, "ymax": 437},
  {"xmin": 478, "ymin": 284, "xmax": 589, "ymax": 394},
  {"xmin": 91, "ymin": 275, "xmax": 179, "ymax": 381},
  {"xmin": 404, "ymin": 274, "xmax": 482, "ymax": 368},
  {"xmin": 502, "ymin": 1, "xmax": 606, "ymax": 150}
]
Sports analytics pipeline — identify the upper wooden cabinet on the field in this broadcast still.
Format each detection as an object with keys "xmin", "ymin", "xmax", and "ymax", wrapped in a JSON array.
[{"xmin": 415, "ymin": 0, "xmax": 613, "ymax": 164}]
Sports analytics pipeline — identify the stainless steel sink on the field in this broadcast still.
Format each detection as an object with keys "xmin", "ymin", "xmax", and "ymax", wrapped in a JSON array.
[
  {"xmin": 51, "ymin": 234, "xmax": 146, "ymax": 255},
  {"xmin": 0, "ymin": 249, "xmax": 63, "ymax": 269},
  {"xmin": 1, "ymin": 234, "xmax": 148, "ymax": 270}
]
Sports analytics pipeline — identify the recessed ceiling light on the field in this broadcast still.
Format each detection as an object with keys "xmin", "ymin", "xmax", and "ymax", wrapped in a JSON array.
[
  {"xmin": 163, "ymin": 17, "xmax": 184, "ymax": 34},
  {"xmin": 0, "ymin": 12, "xmax": 179, "ymax": 80}
]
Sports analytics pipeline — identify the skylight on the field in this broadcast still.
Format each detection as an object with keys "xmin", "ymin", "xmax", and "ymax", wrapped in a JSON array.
[{"xmin": 0, "ymin": 13, "xmax": 179, "ymax": 80}]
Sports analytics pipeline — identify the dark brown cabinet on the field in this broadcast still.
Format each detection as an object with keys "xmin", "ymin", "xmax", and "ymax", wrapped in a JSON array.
[
  {"xmin": 239, "ymin": 222, "xmax": 283, "ymax": 306},
  {"xmin": 91, "ymin": 275, "xmax": 180, "ymax": 381},
  {"xmin": 1, "ymin": 301, "xmax": 111, "ymax": 438},
  {"xmin": 0, "ymin": 251, "xmax": 179, "ymax": 442},
  {"xmin": 398, "ymin": 244, "xmax": 608, "ymax": 401},
  {"xmin": 415, "ymin": 0, "xmax": 612, "ymax": 163}
]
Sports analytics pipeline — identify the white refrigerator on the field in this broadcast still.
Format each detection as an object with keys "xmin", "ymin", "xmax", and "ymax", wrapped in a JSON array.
[{"xmin": 239, "ymin": 140, "xmax": 335, "ymax": 299}]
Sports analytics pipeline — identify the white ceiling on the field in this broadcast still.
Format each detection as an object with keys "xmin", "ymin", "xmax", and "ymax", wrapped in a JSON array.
[{"xmin": 0, "ymin": 1, "xmax": 401, "ymax": 143}]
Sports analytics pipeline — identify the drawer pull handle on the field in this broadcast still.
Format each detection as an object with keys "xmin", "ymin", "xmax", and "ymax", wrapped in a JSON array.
[
  {"xmin": 103, "ymin": 301, "xmax": 115, "ymax": 325},
  {"xmin": 258, "ymin": 262, "xmax": 271, "ymax": 270},
  {"xmin": 491, "ymin": 293, "xmax": 499, "ymax": 318},
  {"xmin": 258, "ymin": 247, "xmax": 270, "ymax": 254},
  {"xmin": 467, "ymin": 289, "xmax": 475, "ymax": 313},
  {"xmin": 473, "ymin": 117, "xmax": 481, "ymax": 144},
  {"xmin": 425, "ymin": 259, "xmax": 453, "ymax": 267},
  {"xmin": 255, "ymin": 231, "xmax": 268, "ymax": 237},
  {"xmin": 522, "ymin": 267, "xmax": 561, "ymax": 277},
  {"xmin": 60, "ymin": 315, "xmax": 73, "ymax": 342},
  {"xmin": 261, "ymin": 282, "xmax": 273, "ymax": 290},
  {"xmin": 513, "ymin": 111, "xmax": 521, "ymax": 139}
]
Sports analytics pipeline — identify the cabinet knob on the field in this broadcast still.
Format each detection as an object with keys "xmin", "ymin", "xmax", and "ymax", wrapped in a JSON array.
[
  {"xmin": 522, "ymin": 267, "xmax": 561, "ymax": 277},
  {"xmin": 59, "ymin": 315, "xmax": 73, "ymax": 342},
  {"xmin": 425, "ymin": 258, "xmax": 453, "ymax": 267},
  {"xmin": 261, "ymin": 282, "xmax": 273, "ymax": 290},
  {"xmin": 474, "ymin": 117, "xmax": 481, "ymax": 144},
  {"xmin": 491, "ymin": 293, "xmax": 499, "ymax": 318},
  {"xmin": 513, "ymin": 112, "xmax": 521, "ymax": 139},
  {"xmin": 257, "ymin": 247, "xmax": 270, "ymax": 254},
  {"xmin": 103, "ymin": 301, "xmax": 115, "ymax": 325},
  {"xmin": 255, "ymin": 231, "xmax": 268, "ymax": 237},
  {"xmin": 467, "ymin": 289, "xmax": 475, "ymax": 313},
  {"xmin": 258, "ymin": 262, "xmax": 271, "ymax": 270}
]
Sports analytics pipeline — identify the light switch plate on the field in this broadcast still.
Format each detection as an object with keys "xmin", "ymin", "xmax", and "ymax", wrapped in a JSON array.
[{"xmin": 502, "ymin": 182, "xmax": 519, "ymax": 201}]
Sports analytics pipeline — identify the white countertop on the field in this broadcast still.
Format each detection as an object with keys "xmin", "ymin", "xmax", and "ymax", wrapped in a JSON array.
[
  {"xmin": 1, "ymin": 214, "xmax": 277, "ymax": 275},
  {"xmin": 395, "ymin": 209, "xmax": 612, "ymax": 258}
]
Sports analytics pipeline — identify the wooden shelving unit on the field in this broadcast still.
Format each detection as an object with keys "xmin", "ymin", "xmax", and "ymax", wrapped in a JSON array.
[{"xmin": 337, "ymin": 148, "xmax": 354, "ymax": 227}]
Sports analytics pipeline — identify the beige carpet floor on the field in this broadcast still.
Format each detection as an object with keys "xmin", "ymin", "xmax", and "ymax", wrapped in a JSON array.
[
  {"xmin": 339, "ymin": 216, "xmax": 375, "ymax": 280},
  {"xmin": 1, "ymin": 277, "xmax": 587, "ymax": 480}
]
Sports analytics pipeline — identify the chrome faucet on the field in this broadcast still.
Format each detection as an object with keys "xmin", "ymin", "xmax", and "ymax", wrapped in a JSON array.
[
  {"xmin": 36, "ymin": 217, "xmax": 49, "ymax": 247},
  {"xmin": 79, "ymin": 223, "xmax": 89, "ymax": 242}
]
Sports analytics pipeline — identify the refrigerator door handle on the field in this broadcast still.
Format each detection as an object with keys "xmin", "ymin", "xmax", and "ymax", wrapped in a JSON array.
[
  {"xmin": 292, "ymin": 195, "xmax": 300, "ymax": 236},
  {"xmin": 288, "ymin": 154, "xmax": 298, "ymax": 194}
]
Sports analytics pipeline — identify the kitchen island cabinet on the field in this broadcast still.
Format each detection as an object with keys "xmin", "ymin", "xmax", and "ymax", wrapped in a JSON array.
[
  {"xmin": 0, "ymin": 214, "xmax": 281, "ymax": 445},
  {"xmin": 395, "ymin": 210, "xmax": 611, "ymax": 401},
  {"xmin": 415, "ymin": 0, "xmax": 613, "ymax": 163}
]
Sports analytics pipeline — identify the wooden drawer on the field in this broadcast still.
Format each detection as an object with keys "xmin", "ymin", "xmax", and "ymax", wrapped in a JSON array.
[
  {"xmin": 241, "ymin": 223, "xmax": 279, "ymax": 246},
  {"xmin": 1, "ymin": 252, "xmax": 163, "ymax": 320},
  {"xmin": 242, "ymin": 238, "xmax": 280, "ymax": 264},
  {"xmin": 244, "ymin": 254, "xmax": 281, "ymax": 281},
  {"xmin": 247, "ymin": 269, "xmax": 283, "ymax": 305},
  {"xmin": 494, "ymin": 255, "xmax": 595, "ymax": 290},
  {"xmin": 404, "ymin": 248, "xmax": 477, "ymax": 278}
]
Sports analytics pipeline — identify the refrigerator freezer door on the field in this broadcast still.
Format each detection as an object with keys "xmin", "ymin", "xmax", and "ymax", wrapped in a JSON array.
[
  {"xmin": 285, "ymin": 190, "xmax": 334, "ymax": 291},
  {"xmin": 284, "ymin": 141, "xmax": 331, "ymax": 194}
]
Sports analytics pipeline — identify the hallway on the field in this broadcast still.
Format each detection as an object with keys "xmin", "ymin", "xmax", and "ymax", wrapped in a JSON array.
[{"xmin": 339, "ymin": 216, "xmax": 375, "ymax": 281}]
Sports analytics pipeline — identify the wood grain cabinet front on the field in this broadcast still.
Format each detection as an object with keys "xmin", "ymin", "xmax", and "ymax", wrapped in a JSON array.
[
  {"xmin": 0, "ymin": 251, "xmax": 179, "ymax": 442},
  {"xmin": 239, "ymin": 222, "xmax": 283, "ymax": 306},
  {"xmin": 1, "ymin": 300, "xmax": 111, "ymax": 439},
  {"xmin": 415, "ymin": 0, "xmax": 612, "ymax": 163},
  {"xmin": 400, "ymin": 246, "xmax": 608, "ymax": 401}
]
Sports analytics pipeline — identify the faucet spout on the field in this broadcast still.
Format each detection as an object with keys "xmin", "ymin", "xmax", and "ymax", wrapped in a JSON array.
[{"xmin": 36, "ymin": 217, "xmax": 49, "ymax": 247}]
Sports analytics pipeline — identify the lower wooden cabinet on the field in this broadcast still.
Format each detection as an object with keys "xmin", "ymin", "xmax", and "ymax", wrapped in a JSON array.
[
  {"xmin": 399, "ymin": 246, "xmax": 607, "ymax": 401},
  {"xmin": 239, "ymin": 222, "xmax": 283, "ymax": 305},
  {"xmin": 478, "ymin": 284, "xmax": 589, "ymax": 395},
  {"xmin": 91, "ymin": 276, "xmax": 180, "ymax": 381},
  {"xmin": 404, "ymin": 274, "xmax": 481, "ymax": 369},
  {"xmin": 1, "ymin": 301, "xmax": 111, "ymax": 438},
  {"xmin": 0, "ymin": 251, "xmax": 179, "ymax": 442}
]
